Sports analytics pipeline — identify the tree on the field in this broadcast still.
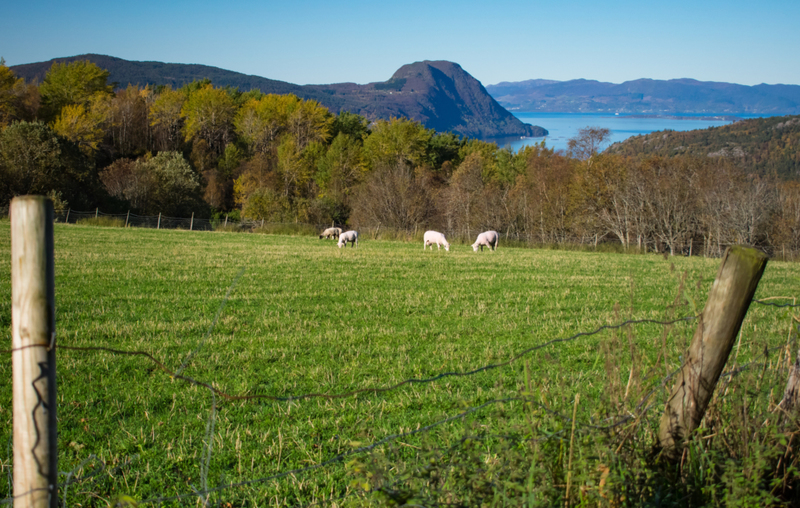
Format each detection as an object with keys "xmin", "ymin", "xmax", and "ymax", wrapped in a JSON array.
[
  {"xmin": 0, "ymin": 64, "xmax": 22, "ymax": 128},
  {"xmin": 149, "ymin": 87, "xmax": 186, "ymax": 151},
  {"xmin": 99, "ymin": 151, "xmax": 200, "ymax": 215},
  {"xmin": 287, "ymin": 98, "xmax": 333, "ymax": 150},
  {"xmin": 51, "ymin": 95, "xmax": 109, "ymax": 156},
  {"xmin": 0, "ymin": 121, "xmax": 61, "ymax": 203},
  {"xmin": 234, "ymin": 94, "xmax": 297, "ymax": 154},
  {"xmin": 330, "ymin": 111, "xmax": 370, "ymax": 141},
  {"xmin": 445, "ymin": 152, "xmax": 485, "ymax": 239},
  {"xmin": 39, "ymin": 60, "xmax": 113, "ymax": 121},
  {"xmin": 362, "ymin": 118, "xmax": 432, "ymax": 171},
  {"xmin": 316, "ymin": 132, "xmax": 365, "ymax": 199},
  {"xmin": 0, "ymin": 120, "xmax": 93, "ymax": 207},
  {"xmin": 108, "ymin": 85, "xmax": 150, "ymax": 156},
  {"xmin": 568, "ymin": 127, "xmax": 611, "ymax": 161},
  {"xmin": 182, "ymin": 84, "xmax": 236, "ymax": 154}
]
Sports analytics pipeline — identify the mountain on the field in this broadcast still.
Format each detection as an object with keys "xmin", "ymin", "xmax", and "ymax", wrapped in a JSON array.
[
  {"xmin": 605, "ymin": 114, "xmax": 800, "ymax": 179},
  {"xmin": 10, "ymin": 55, "xmax": 546, "ymax": 139},
  {"xmin": 486, "ymin": 78, "xmax": 800, "ymax": 114}
]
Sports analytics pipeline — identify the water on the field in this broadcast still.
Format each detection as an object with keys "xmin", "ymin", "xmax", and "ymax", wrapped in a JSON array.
[{"xmin": 495, "ymin": 112, "xmax": 768, "ymax": 153}]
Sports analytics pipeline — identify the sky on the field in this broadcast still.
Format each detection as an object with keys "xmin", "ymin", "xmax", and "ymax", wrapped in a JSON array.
[{"xmin": 2, "ymin": 0, "xmax": 799, "ymax": 87}]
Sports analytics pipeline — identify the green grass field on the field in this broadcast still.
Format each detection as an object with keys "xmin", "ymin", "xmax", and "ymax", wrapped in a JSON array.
[{"xmin": 1, "ymin": 222, "xmax": 798, "ymax": 506}]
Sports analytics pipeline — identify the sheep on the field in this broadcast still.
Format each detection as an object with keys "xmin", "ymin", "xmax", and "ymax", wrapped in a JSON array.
[
  {"xmin": 338, "ymin": 230, "xmax": 358, "ymax": 248},
  {"xmin": 423, "ymin": 230, "xmax": 450, "ymax": 251},
  {"xmin": 319, "ymin": 227, "xmax": 342, "ymax": 239},
  {"xmin": 472, "ymin": 230, "xmax": 499, "ymax": 252}
]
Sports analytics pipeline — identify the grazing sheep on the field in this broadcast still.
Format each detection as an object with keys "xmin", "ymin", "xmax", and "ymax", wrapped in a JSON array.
[
  {"xmin": 319, "ymin": 227, "xmax": 342, "ymax": 239},
  {"xmin": 423, "ymin": 231, "xmax": 450, "ymax": 251},
  {"xmin": 338, "ymin": 230, "xmax": 358, "ymax": 248},
  {"xmin": 472, "ymin": 230, "xmax": 499, "ymax": 252}
]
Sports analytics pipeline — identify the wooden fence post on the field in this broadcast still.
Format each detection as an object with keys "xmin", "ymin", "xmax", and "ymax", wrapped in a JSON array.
[
  {"xmin": 65, "ymin": 208, "xmax": 70, "ymax": 224},
  {"xmin": 157, "ymin": 213, "xmax": 161, "ymax": 230},
  {"xmin": 95, "ymin": 207, "xmax": 98, "ymax": 219},
  {"xmin": 224, "ymin": 215, "xmax": 228, "ymax": 227},
  {"xmin": 11, "ymin": 196, "xmax": 58, "ymax": 507},
  {"xmin": 125, "ymin": 210, "xmax": 130, "ymax": 228},
  {"xmin": 190, "ymin": 212, "xmax": 194, "ymax": 231},
  {"xmin": 658, "ymin": 245, "xmax": 768, "ymax": 456}
]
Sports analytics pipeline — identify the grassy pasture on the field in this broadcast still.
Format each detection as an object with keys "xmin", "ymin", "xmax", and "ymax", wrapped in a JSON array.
[{"xmin": 0, "ymin": 222, "xmax": 798, "ymax": 506}]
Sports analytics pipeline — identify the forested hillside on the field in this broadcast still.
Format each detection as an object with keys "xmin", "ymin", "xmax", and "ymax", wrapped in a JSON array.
[
  {"xmin": 606, "ymin": 115, "xmax": 800, "ymax": 179},
  {"xmin": 1, "ymin": 59, "xmax": 799, "ymax": 258},
  {"xmin": 487, "ymin": 78, "xmax": 800, "ymax": 114},
  {"xmin": 11, "ymin": 55, "xmax": 544, "ymax": 139}
]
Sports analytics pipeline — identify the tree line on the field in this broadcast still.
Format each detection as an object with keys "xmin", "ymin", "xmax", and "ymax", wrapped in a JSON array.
[{"xmin": 1, "ymin": 59, "xmax": 798, "ymax": 257}]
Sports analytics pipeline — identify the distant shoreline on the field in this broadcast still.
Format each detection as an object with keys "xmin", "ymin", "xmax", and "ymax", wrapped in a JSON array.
[{"xmin": 604, "ymin": 114, "xmax": 742, "ymax": 122}]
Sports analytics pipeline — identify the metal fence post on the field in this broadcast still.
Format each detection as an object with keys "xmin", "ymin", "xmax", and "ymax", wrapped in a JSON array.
[{"xmin": 11, "ymin": 196, "xmax": 58, "ymax": 507}]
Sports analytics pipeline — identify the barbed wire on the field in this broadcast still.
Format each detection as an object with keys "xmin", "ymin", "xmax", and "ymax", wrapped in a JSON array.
[
  {"xmin": 0, "ymin": 315, "xmax": 699, "ymax": 407},
  {"xmin": 753, "ymin": 298, "xmax": 800, "ymax": 308}
]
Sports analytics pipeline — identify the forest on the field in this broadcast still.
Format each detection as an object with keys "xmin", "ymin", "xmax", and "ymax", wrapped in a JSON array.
[{"xmin": 1, "ymin": 59, "xmax": 799, "ymax": 257}]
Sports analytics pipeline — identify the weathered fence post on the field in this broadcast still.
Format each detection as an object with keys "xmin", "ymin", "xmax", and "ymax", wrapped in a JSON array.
[
  {"xmin": 157, "ymin": 212, "xmax": 161, "ymax": 230},
  {"xmin": 190, "ymin": 212, "xmax": 194, "ymax": 231},
  {"xmin": 95, "ymin": 207, "xmax": 98, "ymax": 219},
  {"xmin": 11, "ymin": 196, "xmax": 58, "ymax": 507},
  {"xmin": 125, "ymin": 210, "xmax": 130, "ymax": 228},
  {"xmin": 64, "ymin": 208, "xmax": 70, "ymax": 224},
  {"xmin": 224, "ymin": 215, "xmax": 228, "ymax": 227},
  {"xmin": 659, "ymin": 245, "xmax": 768, "ymax": 456}
]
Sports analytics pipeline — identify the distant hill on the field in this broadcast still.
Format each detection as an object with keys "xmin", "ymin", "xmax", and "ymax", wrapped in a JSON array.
[
  {"xmin": 11, "ymin": 55, "xmax": 546, "ymax": 139},
  {"xmin": 605, "ymin": 115, "xmax": 800, "ymax": 179},
  {"xmin": 486, "ymin": 78, "xmax": 800, "ymax": 115}
]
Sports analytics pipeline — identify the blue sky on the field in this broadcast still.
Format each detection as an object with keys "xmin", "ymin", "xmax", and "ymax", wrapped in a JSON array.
[{"xmin": 2, "ymin": 0, "xmax": 799, "ymax": 87}]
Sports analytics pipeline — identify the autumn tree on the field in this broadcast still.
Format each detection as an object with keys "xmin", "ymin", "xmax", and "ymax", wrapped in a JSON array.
[
  {"xmin": 182, "ymin": 83, "xmax": 236, "ymax": 155},
  {"xmin": 234, "ymin": 94, "xmax": 297, "ymax": 154},
  {"xmin": 0, "ymin": 121, "xmax": 93, "ymax": 207},
  {"xmin": 508, "ymin": 146, "xmax": 577, "ymax": 244},
  {"xmin": 362, "ymin": 117, "xmax": 432, "ymax": 171},
  {"xmin": 39, "ymin": 60, "xmax": 113, "ymax": 121},
  {"xmin": 51, "ymin": 95, "xmax": 110, "ymax": 156},
  {"xmin": 0, "ymin": 121, "xmax": 61, "ymax": 203},
  {"xmin": 771, "ymin": 181, "xmax": 800, "ymax": 255},
  {"xmin": 107, "ymin": 85, "xmax": 150, "ymax": 156},
  {"xmin": 0, "ymin": 62, "xmax": 37, "ymax": 127},
  {"xmin": 100, "ymin": 151, "xmax": 200, "ymax": 215},
  {"xmin": 568, "ymin": 127, "xmax": 611, "ymax": 161},
  {"xmin": 445, "ymin": 152, "xmax": 486, "ymax": 239},
  {"xmin": 149, "ymin": 87, "xmax": 186, "ymax": 151}
]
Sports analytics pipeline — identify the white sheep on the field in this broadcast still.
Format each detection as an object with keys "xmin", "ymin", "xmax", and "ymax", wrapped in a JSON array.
[
  {"xmin": 423, "ymin": 231, "xmax": 450, "ymax": 251},
  {"xmin": 472, "ymin": 230, "xmax": 499, "ymax": 252},
  {"xmin": 338, "ymin": 230, "xmax": 358, "ymax": 248},
  {"xmin": 319, "ymin": 227, "xmax": 342, "ymax": 239}
]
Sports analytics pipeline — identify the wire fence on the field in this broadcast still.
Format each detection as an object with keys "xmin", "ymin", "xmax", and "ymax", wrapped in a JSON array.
[
  {"xmin": 4, "ymin": 205, "xmax": 793, "ymax": 260},
  {"xmin": 2, "ymin": 292, "xmax": 798, "ymax": 506}
]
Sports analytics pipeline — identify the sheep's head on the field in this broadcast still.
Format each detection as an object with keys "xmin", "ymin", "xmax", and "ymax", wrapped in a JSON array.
[
  {"xmin": 472, "ymin": 243, "xmax": 479, "ymax": 252},
  {"xmin": 444, "ymin": 243, "xmax": 450, "ymax": 252}
]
